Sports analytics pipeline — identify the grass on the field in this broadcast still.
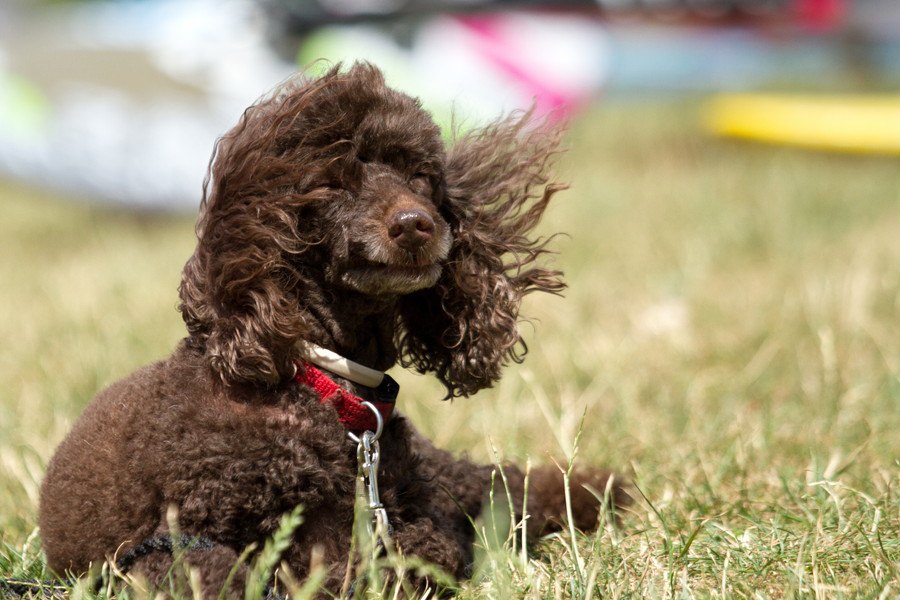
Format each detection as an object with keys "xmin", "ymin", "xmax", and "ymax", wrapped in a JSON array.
[{"xmin": 1, "ymin": 100, "xmax": 898, "ymax": 598}]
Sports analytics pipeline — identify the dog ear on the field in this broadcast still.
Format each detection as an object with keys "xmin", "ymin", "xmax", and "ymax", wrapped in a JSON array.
[
  {"xmin": 178, "ymin": 186, "xmax": 312, "ymax": 387},
  {"xmin": 178, "ymin": 84, "xmax": 323, "ymax": 388},
  {"xmin": 397, "ymin": 113, "xmax": 567, "ymax": 398}
]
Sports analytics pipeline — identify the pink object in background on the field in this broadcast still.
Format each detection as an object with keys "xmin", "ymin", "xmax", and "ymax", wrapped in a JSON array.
[
  {"xmin": 455, "ymin": 14, "xmax": 604, "ymax": 119},
  {"xmin": 795, "ymin": 0, "xmax": 847, "ymax": 32},
  {"xmin": 456, "ymin": 14, "xmax": 596, "ymax": 121}
]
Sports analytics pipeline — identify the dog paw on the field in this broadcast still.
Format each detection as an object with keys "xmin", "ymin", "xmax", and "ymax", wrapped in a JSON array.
[{"xmin": 528, "ymin": 465, "xmax": 631, "ymax": 534}]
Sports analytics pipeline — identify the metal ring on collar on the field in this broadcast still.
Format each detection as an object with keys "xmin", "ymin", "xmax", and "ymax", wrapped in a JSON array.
[{"xmin": 346, "ymin": 401, "xmax": 384, "ymax": 443}]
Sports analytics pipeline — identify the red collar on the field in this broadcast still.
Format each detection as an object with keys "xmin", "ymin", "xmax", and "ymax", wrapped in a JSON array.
[{"xmin": 293, "ymin": 361, "xmax": 397, "ymax": 433}]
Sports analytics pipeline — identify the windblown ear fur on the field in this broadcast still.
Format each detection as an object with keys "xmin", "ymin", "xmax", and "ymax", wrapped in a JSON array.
[{"xmin": 397, "ymin": 113, "xmax": 567, "ymax": 398}]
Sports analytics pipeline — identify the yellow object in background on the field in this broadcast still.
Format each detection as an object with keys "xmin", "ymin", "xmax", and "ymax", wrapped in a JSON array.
[{"xmin": 705, "ymin": 94, "xmax": 900, "ymax": 156}]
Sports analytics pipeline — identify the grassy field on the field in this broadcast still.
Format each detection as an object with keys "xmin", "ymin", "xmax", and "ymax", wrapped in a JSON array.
[{"xmin": 1, "ymin": 102, "xmax": 898, "ymax": 598}]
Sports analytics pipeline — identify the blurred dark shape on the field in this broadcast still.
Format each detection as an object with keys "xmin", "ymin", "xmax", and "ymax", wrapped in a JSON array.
[{"xmin": 264, "ymin": 0, "xmax": 796, "ymax": 35}]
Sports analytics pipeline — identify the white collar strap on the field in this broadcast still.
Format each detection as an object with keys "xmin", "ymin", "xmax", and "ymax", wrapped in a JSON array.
[{"xmin": 295, "ymin": 341, "xmax": 386, "ymax": 388}]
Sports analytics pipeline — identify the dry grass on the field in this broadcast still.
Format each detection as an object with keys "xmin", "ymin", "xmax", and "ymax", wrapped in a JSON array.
[{"xmin": 1, "ymin": 101, "xmax": 898, "ymax": 598}]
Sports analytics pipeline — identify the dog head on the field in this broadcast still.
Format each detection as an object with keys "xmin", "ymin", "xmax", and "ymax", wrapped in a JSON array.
[{"xmin": 179, "ymin": 63, "xmax": 565, "ymax": 397}]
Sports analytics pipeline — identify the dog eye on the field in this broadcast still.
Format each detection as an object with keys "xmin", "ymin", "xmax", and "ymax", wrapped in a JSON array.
[
  {"xmin": 412, "ymin": 172, "xmax": 431, "ymax": 184},
  {"xmin": 409, "ymin": 173, "xmax": 432, "ymax": 194}
]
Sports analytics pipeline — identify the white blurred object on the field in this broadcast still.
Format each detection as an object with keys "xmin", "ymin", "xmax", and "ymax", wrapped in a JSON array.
[
  {"xmin": 0, "ymin": 0, "xmax": 295, "ymax": 211},
  {"xmin": 302, "ymin": 12, "xmax": 610, "ymax": 125},
  {"xmin": 633, "ymin": 298, "xmax": 691, "ymax": 343}
]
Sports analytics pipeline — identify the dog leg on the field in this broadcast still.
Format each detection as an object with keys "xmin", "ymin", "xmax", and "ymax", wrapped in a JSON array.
[
  {"xmin": 122, "ymin": 536, "xmax": 245, "ymax": 600},
  {"xmin": 512, "ymin": 465, "xmax": 631, "ymax": 536},
  {"xmin": 408, "ymin": 428, "xmax": 628, "ymax": 538}
]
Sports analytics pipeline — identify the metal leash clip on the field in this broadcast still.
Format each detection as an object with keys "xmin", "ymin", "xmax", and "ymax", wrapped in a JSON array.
[{"xmin": 347, "ymin": 402, "xmax": 393, "ymax": 539}]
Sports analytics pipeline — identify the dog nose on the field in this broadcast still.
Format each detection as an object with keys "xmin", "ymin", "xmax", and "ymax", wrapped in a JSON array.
[{"xmin": 387, "ymin": 209, "xmax": 435, "ymax": 251}]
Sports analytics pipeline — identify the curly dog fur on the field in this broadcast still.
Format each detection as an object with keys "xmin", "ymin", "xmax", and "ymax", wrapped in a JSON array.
[{"xmin": 39, "ymin": 63, "xmax": 626, "ymax": 596}]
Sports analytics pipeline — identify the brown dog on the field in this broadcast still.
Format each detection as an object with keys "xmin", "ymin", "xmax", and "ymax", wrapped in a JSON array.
[{"xmin": 39, "ymin": 63, "xmax": 625, "ymax": 597}]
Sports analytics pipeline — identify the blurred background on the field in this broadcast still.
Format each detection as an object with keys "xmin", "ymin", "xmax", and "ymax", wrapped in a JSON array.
[
  {"xmin": 1, "ymin": 0, "xmax": 899, "ymax": 209},
  {"xmin": 2, "ymin": 3, "xmax": 900, "ymax": 590}
]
